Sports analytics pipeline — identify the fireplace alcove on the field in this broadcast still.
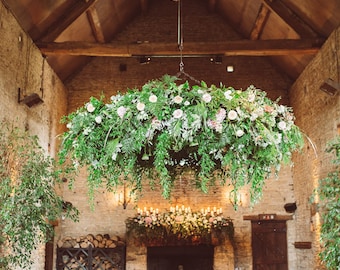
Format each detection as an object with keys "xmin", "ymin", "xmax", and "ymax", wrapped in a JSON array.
[
  {"xmin": 147, "ymin": 245, "xmax": 214, "ymax": 270},
  {"xmin": 126, "ymin": 237, "xmax": 235, "ymax": 270}
]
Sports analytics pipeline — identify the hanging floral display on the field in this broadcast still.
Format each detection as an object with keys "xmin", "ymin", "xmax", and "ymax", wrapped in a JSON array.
[{"xmin": 58, "ymin": 75, "xmax": 303, "ymax": 205}]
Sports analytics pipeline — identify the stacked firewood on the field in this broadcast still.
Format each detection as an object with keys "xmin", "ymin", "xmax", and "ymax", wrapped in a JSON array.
[{"xmin": 57, "ymin": 233, "xmax": 125, "ymax": 249}]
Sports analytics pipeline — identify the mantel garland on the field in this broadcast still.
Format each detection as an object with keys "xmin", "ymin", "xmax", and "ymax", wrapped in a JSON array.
[
  {"xmin": 125, "ymin": 206, "xmax": 234, "ymax": 246},
  {"xmin": 58, "ymin": 75, "xmax": 303, "ymax": 205}
]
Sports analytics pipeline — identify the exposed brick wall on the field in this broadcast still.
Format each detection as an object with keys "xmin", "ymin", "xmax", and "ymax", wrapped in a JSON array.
[
  {"xmin": 289, "ymin": 27, "xmax": 340, "ymax": 270},
  {"xmin": 0, "ymin": 1, "xmax": 68, "ymax": 269}
]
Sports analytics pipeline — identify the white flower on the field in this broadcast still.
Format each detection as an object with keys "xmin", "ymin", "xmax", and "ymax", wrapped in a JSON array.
[
  {"xmin": 248, "ymin": 93, "xmax": 256, "ymax": 103},
  {"xmin": 173, "ymin": 95, "xmax": 183, "ymax": 104},
  {"xmin": 250, "ymin": 113, "xmax": 258, "ymax": 121},
  {"xmin": 236, "ymin": 129, "xmax": 244, "ymax": 137},
  {"xmin": 173, "ymin": 109, "xmax": 183, "ymax": 119},
  {"xmin": 66, "ymin": 122, "xmax": 72, "ymax": 129},
  {"xmin": 136, "ymin": 102, "xmax": 145, "ymax": 111},
  {"xmin": 184, "ymin": 101, "xmax": 190, "ymax": 106},
  {"xmin": 149, "ymin": 94, "xmax": 158, "ymax": 103},
  {"xmin": 278, "ymin": 121, "xmax": 287, "ymax": 131},
  {"xmin": 224, "ymin": 90, "xmax": 232, "ymax": 100},
  {"xmin": 95, "ymin": 116, "xmax": 102, "ymax": 124},
  {"xmin": 117, "ymin": 106, "xmax": 127, "ymax": 118},
  {"xmin": 86, "ymin": 103, "xmax": 95, "ymax": 112},
  {"xmin": 228, "ymin": 110, "xmax": 238, "ymax": 120},
  {"xmin": 202, "ymin": 93, "xmax": 212, "ymax": 103}
]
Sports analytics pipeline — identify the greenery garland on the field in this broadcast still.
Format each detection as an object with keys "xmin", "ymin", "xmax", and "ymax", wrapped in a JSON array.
[
  {"xmin": 59, "ymin": 75, "xmax": 303, "ymax": 205},
  {"xmin": 0, "ymin": 121, "xmax": 79, "ymax": 269},
  {"xmin": 312, "ymin": 137, "xmax": 340, "ymax": 269}
]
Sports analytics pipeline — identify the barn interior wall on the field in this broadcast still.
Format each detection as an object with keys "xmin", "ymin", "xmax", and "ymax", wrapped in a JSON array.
[
  {"xmin": 0, "ymin": 1, "xmax": 68, "ymax": 269},
  {"xmin": 289, "ymin": 26, "xmax": 340, "ymax": 270}
]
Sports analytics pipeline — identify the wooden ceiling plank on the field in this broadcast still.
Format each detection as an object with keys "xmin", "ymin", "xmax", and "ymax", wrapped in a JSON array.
[
  {"xmin": 262, "ymin": 0, "xmax": 318, "ymax": 38},
  {"xmin": 208, "ymin": 0, "xmax": 217, "ymax": 12},
  {"xmin": 37, "ymin": 39, "xmax": 323, "ymax": 57},
  {"xmin": 87, "ymin": 7, "xmax": 105, "ymax": 43},
  {"xmin": 140, "ymin": 0, "xmax": 149, "ymax": 13},
  {"xmin": 39, "ymin": 0, "xmax": 99, "ymax": 42},
  {"xmin": 250, "ymin": 4, "xmax": 270, "ymax": 40}
]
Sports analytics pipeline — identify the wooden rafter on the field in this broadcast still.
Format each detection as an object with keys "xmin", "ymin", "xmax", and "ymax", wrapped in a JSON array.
[
  {"xmin": 208, "ymin": 0, "xmax": 217, "ymax": 12},
  {"xmin": 38, "ymin": 0, "xmax": 99, "ymax": 42},
  {"xmin": 262, "ymin": 0, "xmax": 318, "ymax": 38},
  {"xmin": 87, "ymin": 7, "xmax": 105, "ymax": 43},
  {"xmin": 140, "ymin": 0, "xmax": 149, "ymax": 13},
  {"xmin": 36, "ymin": 39, "xmax": 324, "ymax": 57},
  {"xmin": 250, "ymin": 4, "xmax": 270, "ymax": 40}
]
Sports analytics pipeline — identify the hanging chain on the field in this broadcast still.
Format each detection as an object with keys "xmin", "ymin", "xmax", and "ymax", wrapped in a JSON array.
[{"xmin": 176, "ymin": 0, "xmax": 200, "ymax": 84}]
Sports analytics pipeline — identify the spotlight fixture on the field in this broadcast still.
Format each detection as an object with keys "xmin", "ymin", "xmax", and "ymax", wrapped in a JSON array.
[
  {"xmin": 226, "ymin": 65, "xmax": 234, "ymax": 73},
  {"xmin": 18, "ymin": 88, "xmax": 43, "ymax": 107},
  {"xmin": 319, "ymin": 78, "xmax": 340, "ymax": 96},
  {"xmin": 210, "ymin": 55, "xmax": 223, "ymax": 64},
  {"xmin": 139, "ymin": 56, "xmax": 151, "ymax": 65}
]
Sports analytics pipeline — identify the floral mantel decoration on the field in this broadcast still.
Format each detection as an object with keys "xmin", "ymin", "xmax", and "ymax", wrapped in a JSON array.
[
  {"xmin": 58, "ymin": 75, "xmax": 303, "ymax": 205},
  {"xmin": 125, "ymin": 206, "xmax": 234, "ymax": 246}
]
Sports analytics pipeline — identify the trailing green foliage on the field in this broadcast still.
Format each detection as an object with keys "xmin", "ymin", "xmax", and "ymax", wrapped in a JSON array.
[
  {"xmin": 0, "ymin": 121, "xmax": 79, "ymax": 269},
  {"xmin": 59, "ymin": 75, "xmax": 303, "ymax": 206},
  {"xmin": 315, "ymin": 137, "xmax": 340, "ymax": 269}
]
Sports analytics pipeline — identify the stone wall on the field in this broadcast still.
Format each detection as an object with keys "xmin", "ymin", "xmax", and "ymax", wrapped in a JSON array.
[
  {"xmin": 289, "ymin": 27, "xmax": 340, "ymax": 269},
  {"xmin": 0, "ymin": 1, "xmax": 68, "ymax": 269}
]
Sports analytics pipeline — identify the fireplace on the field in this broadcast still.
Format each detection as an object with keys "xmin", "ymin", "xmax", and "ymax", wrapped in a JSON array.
[{"xmin": 147, "ymin": 245, "xmax": 214, "ymax": 270}]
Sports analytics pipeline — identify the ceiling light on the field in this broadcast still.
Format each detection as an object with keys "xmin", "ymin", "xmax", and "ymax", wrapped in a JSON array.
[
  {"xmin": 226, "ymin": 65, "xmax": 234, "ymax": 73},
  {"xmin": 210, "ymin": 56, "xmax": 223, "ymax": 64}
]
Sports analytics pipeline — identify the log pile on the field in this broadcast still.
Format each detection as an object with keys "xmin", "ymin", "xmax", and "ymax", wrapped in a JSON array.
[
  {"xmin": 57, "ymin": 233, "xmax": 125, "ymax": 249},
  {"xmin": 57, "ymin": 234, "xmax": 125, "ymax": 270}
]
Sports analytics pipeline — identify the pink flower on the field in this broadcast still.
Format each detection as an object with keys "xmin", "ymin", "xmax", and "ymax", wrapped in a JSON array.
[
  {"xmin": 144, "ymin": 216, "xmax": 152, "ymax": 224},
  {"xmin": 173, "ymin": 109, "xmax": 183, "ymax": 119},
  {"xmin": 216, "ymin": 108, "xmax": 226, "ymax": 122},
  {"xmin": 117, "ymin": 106, "xmax": 127, "ymax": 118},
  {"xmin": 173, "ymin": 95, "xmax": 183, "ymax": 104},
  {"xmin": 149, "ymin": 94, "xmax": 157, "ymax": 103},
  {"xmin": 86, "ymin": 103, "xmax": 95, "ymax": 112}
]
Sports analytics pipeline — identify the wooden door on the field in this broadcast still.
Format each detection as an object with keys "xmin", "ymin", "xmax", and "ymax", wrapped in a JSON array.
[{"xmin": 251, "ymin": 220, "xmax": 288, "ymax": 270}]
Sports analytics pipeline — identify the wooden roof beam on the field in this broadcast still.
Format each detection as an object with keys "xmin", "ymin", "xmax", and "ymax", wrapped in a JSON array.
[
  {"xmin": 262, "ymin": 0, "xmax": 319, "ymax": 38},
  {"xmin": 37, "ymin": 39, "xmax": 324, "ymax": 57},
  {"xmin": 87, "ymin": 7, "xmax": 105, "ymax": 43},
  {"xmin": 250, "ymin": 4, "xmax": 270, "ymax": 40},
  {"xmin": 38, "ymin": 0, "xmax": 99, "ymax": 42}
]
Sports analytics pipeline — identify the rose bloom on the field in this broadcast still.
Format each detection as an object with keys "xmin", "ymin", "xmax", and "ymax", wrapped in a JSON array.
[
  {"xmin": 216, "ymin": 108, "xmax": 226, "ymax": 122},
  {"xmin": 117, "ymin": 106, "xmax": 127, "ymax": 118},
  {"xmin": 236, "ymin": 129, "xmax": 244, "ymax": 137},
  {"xmin": 202, "ymin": 93, "xmax": 212, "ymax": 103},
  {"xmin": 86, "ymin": 103, "xmax": 95, "ymax": 112},
  {"xmin": 277, "ymin": 121, "xmax": 287, "ymax": 130},
  {"xmin": 149, "ymin": 94, "xmax": 158, "ymax": 103},
  {"xmin": 228, "ymin": 110, "xmax": 238, "ymax": 120},
  {"xmin": 224, "ymin": 90, "xmax": 232, "ymax": 100},
  {"xmin": 173, "ymin": 109, "xmax": 183, "ymax": 119},
  {"xmin": 95, "ymin": 116, "xmax": 102, "ymax": 124},
  {"xmin": 264, "ymin": 105, "xmax": 274, "ymax": 113},
  {"xmin": 173, "ymin": 95, "xmax": 183, "ymax": 104},
  {"xmin": 136, "ymin": 102, "xmax": 145, "ymax": 111}
]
